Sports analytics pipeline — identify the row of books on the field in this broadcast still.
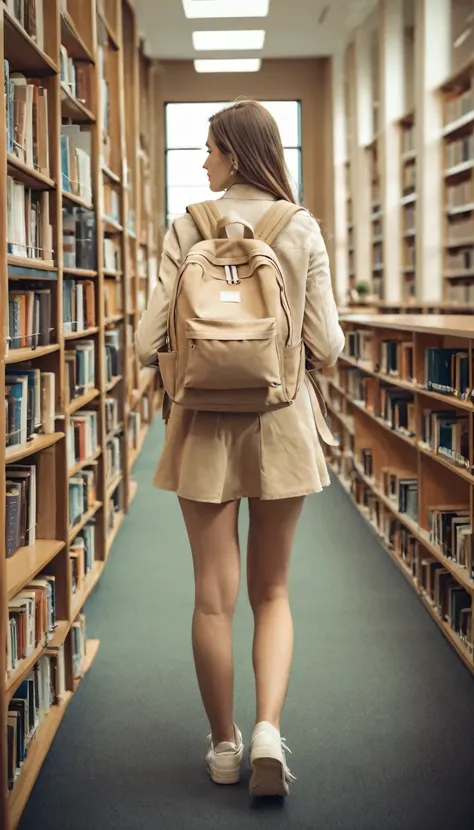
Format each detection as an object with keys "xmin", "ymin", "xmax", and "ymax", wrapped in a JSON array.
[
  {"xmin": 8, "ymin": 286, "xmax": 52, "ymax": 351},
  {"xmin": 103, "ymin": 185, "xmax": 120, "ymax": 224},
  {"xmin": 63, "ymin": 278, "xmax": 96, "ymax": 334},
  {"xmin": 71, "ymin": 525, "xmax": 96, "ymax": 594},
  {"xmin": 5, "ymin": 368, "xmax": 55, "ymax": 448},
  {"xmin": 107, "ymin": 485, "xmax": 122, "ymax": 533},
  {"xmin": 5, "ymin": 462, "xmax": 36, "ymax": 558},
  {"xmin": 60, "ymin": 45, "xmax": 92, "ymax": 110},
  {"xmin": 380, "ymin": 387, "xmax": 415, "ymax": 437},
  {"xmin": 4, "ymin": 61, "xmax": 49, "ymax": 175},
  {"xmin": 424, "ymin": 347, "xmax": 469, "ymax": 398},
  {"xmin": 445, "ymin": 133, "xmax": 474, "ymax": 168},
  {"xmin": 7, "ymin": 574, "xmax": 57, "ymax": 676},
  {"xmin": 447, "ymin": 179, "xmax": 474, "ymax": 210},
  {"xmin": 5, "ymin": 0, "xmax": 45, "ymax": 49},
  {"xmin": 105, "ymin": 397, "xmax": 120, "ymax": 435},
  {"xmin": 429, "ymin": 506, "xmax": 472, "ymax": 575},
  {"xmin": 382, "ymin": 465, "xmax": 419, "ymax": 522},
  {"xmin": 61, "ymin": 126, "xmax": 93, "ymax": 204},
  {"xmin": 65, "ymin": 340, "xmax": 96, "ymax": 404},
  {"xmin": 420, "ymin": 410, "xmax": 469, "ymax": 470},
  {"xmin": 444, "ymin": 86, "xmax": 474, "ymax": 126},
  {"xmin": 69, "ymin": 469, "xmax": 96, "ymax": 528},
  {"xmin": 105, "ymin": 329, "xmax": 121, "ymax": 382},
  {"xmin": 63, "ymin": 206, "xmax": 96, "ymax": 271},
  {"xmin": 403, "ymin": 244, "xmax": 416, "ymax": 268},
  {"xmin": 446, "ymin": 214, "xmax": 474, "ymax": 241},
  {"xmin": 421, "ymin": 557, "xmax": 471, "ymax": 640},
  {"xmin": 106, "ymin": 435, "xmax": 121, "ymax": 484},
  {"xmin": 446, "ymin": 281, "xmax": 474, "ymax": 304},
  {"xmin": 104, "ymin": 236, "xmax": 121, "ymax": 272},
  {"xmin": 446, "ymin": 247, "xmax": 472, "ymax": 273},
  {"xmin": 404, "ymin": 204, "xmax": 415, "ymax": 233},
  {"xmin": 8, "ymin": 647, "xmax": 65, "ymax": 792},
  {"xmin": 7, "ymin": 179, "xmax": 53, "ymax": 261},
  {"xmin": 66, "ymin": 410, "xmax": 99, "ymax": 469},
  {"xmin": 345, "ymin": 329, "xmax": 373, "ymax": 363}
]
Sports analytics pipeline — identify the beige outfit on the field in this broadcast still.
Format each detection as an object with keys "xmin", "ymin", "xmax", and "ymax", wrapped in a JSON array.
[{"xmin": 135, "ymin": 184, "xmax": 345, "ymax": 503}]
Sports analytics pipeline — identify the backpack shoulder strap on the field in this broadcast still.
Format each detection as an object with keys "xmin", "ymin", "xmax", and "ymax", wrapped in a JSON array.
[
  {"xmin": 186, "ymin": 200, "xmax": 222, "ymax": 240},
  {"xmin": 254, "ymin": 201, "xmax": 307, "ymax": 246}
]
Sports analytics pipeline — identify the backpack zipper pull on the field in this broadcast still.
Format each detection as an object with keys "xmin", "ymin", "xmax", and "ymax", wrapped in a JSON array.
[{"xmin": 224, "ymin": 265, "xmax": 233, "ymax": 285}]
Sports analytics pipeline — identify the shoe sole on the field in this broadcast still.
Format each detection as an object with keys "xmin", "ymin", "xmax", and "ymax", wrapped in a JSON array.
[{"xmin": 249, "ymin": 757, "xmax": 289, "ymax": 797}]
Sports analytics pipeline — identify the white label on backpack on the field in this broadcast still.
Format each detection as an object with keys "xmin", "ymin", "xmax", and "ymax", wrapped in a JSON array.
[{"xmin": 220, "ymin": 292, "xmax": 241, "ymax": 303}]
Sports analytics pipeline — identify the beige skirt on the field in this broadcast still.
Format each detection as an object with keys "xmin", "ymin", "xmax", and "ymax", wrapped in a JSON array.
[{"xmin": 153, "ymin": 378, "xmax": 332, "ymax": 503}]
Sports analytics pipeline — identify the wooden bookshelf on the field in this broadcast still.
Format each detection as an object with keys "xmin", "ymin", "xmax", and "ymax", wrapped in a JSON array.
[
  {"xmin": 368, "ymin": 138, "xmax": 383, "ymax": 300},
  {"xmin": 0, "ymin": 2, "xmax": 158, "ymax": 827},
  {"xmin": 320, "ymin": 314, "xmax": 474, "ymax": 675},
  {"xmin": 399, "ymin": 111, "xmax": 417, "ymax": 301},
  {"xmin": 440, "ymin": 59, "xmax": 474, "ymax": 307}
]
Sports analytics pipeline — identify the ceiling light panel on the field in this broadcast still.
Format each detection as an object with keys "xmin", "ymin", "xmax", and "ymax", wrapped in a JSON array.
[
  {"xmin": 192, "ymin": 30, "xmax": 266, "ymax": 51},
  {"xmin": 194, "ymin": 59, "xmax": 262, "ymax": 73},
  {"xmin": 183, "ymin": 1, "xmax": 270, "ymax": 19}
]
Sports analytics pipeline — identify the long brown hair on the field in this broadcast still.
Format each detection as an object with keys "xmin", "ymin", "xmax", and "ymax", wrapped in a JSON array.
[{"xmin": 209, "ymin": 99, "xmax": 297, "ymax": 203}]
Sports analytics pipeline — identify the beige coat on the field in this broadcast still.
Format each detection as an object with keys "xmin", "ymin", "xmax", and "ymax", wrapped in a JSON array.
[{"xmin": 135, "ymin": 184, "xmax": 345, "ymax": 502}]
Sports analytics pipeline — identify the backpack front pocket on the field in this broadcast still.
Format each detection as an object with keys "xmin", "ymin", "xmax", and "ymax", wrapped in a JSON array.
[{"xmin": 184, "ymin": 318, "xmax": 282, "ymax": 390}]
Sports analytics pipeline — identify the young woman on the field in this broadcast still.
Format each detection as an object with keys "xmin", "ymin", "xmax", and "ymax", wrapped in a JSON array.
[{"xmin": 135, "ymin": 100, "xmax": 344, "ymax": 798}]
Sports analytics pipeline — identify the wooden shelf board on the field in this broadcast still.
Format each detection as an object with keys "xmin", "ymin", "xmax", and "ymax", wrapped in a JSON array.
[
  {"xmin": 440, "ymin": 55, "xmax": 474, "ymax": 90},
  {"xmin": 7, "ymin": 154, "xmax": 55, "ymax": 190},
  {"xmin": 6, "ymin": 344, "xmax": 59, "ymax": 365},
  {"xmin": 339, "ymin": 313, "xmax": 474, "ymax": 338},
  {"xmin": 71, "ymin": 561, "xmax": 104, "ymax": 620},
  {"xmin": 401, "ymin": 193, "xmax": 417, "ymax": 206},
  {"xmin": 63, "ymin": 268, "xmax": 98, "ymax": 277},
  {"xmin": 62, "ymin": 190, "xmax": 93, "ymax": 211},
  {"xmin": 97, "ymin": 9, "xmax": 120, "ymax": 50},
  {"xmin": 64, "ymin": 327, "xmax": 99, "ymax": 341},
  {"xmin": 101, "ymin": 164, "xmax": 121, "ymax": 184},
  {"xmin": 447, "ymin": 202, "xmax": 474, "ymax": 217},
  {"xmin": 106, "ymin": 511, "xmax": 125, "ymax": 556},
  {"xmin": 68, "ymin": 447, "xmax": 101, "ymax": 478},
  {"xmin": 445, "ymin": 237, "xmax": 474, "ymax": 249},
  {"xmin": 102, "ymin": 269, "xmax": 123, "ymax": 278},
  {"xmin": 102, "ymin": 216, "xmax": 123, "ymax": 234},
  {"xmin": 5, "ymin": 433, "xmax": 64, "ymax": 464},
  {"xmin": 331, "ymin": 463, "xmax": 474, "ymax": 675},
  {"xmin": 444, "ymin": 270, "xmax": 474, "ymax": 280},
  {"xmin": 7, "ymin": 540, "xmax": 65, "ymax": 600},
  {"xmin": 442, "ymin": 110, "xmax": 474, "ymax": 138},
  {"xmin": 60, "ymin": 83, "xmax": 96, "ymax": 123},
  {"xmin": 4, "ymin": 10, "xmax": 58, "ymax": 76},
  {"xmin": 445, "ymin": 160, "xmax": 474, "ymax": 179},
  {"xmin": 106, "ymin": 473, "xmax": 123, "ymax": 501},
  {"xmin": 7, "ymin": 256, "xmax": 56, "ymax": 273},
  {"xmin": 66, "ymin": 388, "xmax": 100, "ymax": 415},
  {"xmin": 6, "ymin": 642, "xmax": 44, "ymax": 700},
  {"xmin": 69, "ymin": 501, "xmax": 103, "ymax": 545},
  {"xmin": 105, "ymin": 314, "xmax": 124, "ymax": 325},
  {"xmin": 47, "ymin": 619, "xmax": 71, "ymax": 650},
  {"xmin": 60, "ymin": 11, "xmax": 95, "ymax": 63},
  {"xmin": 105, "ymin": 375, "xmax": 123, "ymax": 393},
  {"xmin": 7, "ymin": 692, "xmax": 74, "ymax": 830}
]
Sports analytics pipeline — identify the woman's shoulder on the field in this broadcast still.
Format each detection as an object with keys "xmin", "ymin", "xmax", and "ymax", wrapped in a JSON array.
[{"xmin": 275, "ymin": 206, "xmax": 323, "ymax": 251}]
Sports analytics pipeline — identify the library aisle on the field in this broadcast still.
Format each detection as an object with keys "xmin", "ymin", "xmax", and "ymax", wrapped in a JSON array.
[{"xmin": 17, "ymin": 419, "xmax": 474, "ymax": 830}]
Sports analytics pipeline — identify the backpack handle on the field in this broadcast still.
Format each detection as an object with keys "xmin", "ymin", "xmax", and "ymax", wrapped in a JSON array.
[{"xmin": 216, "ymin": 216, "xmax": 255, "ymax": 240}]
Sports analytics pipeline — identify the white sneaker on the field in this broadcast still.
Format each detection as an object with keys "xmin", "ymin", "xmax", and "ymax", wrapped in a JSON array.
[
  {"xmin": 206, "ymin": 724, "xmax": 244, "ymax": 785},
  {"xmin": 249, "ymin": 721, "xmax": 296, "ymax": 797}
]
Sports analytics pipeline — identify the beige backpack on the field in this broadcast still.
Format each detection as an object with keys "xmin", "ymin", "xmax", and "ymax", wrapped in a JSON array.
[{"xmin": 158, "ymin": 199, "xmax": 307, "ymax": 413}]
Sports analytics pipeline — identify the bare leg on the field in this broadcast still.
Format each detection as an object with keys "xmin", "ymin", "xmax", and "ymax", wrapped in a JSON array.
[
  {"xmin": 247, "ymin": 497, "xmax": 305, "ymax": 730},
  {"xmin": 179, "ymin": 497, "xmax": 241, "ymax": 746}
]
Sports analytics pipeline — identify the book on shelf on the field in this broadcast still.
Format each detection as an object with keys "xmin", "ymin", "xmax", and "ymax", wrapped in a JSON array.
[
  {"xmin": 8, "ymin": 646, "xmax": 65, "ymax": 792},
  {"xmin": 65, "ymin": 339, "xmax": 96, "ymax": 403},
  {"xmin": 360, "ymin": 448, "xmax": 373, "ymax": 477},
  {"xmin": 5, "ymin": 61, "xmax": 50, "ymax": 175},
  {"xmin": 4, "ymin": 0, "xmax": 45, "ymax": 50},
  {"xmin": 70, "ymin": 522, "xmax": 96, "ymax": 577},
  {"xmin": 105, "ymin": 396, "xmax": 119, "ymax": 434},
  {"xmin": 7, "ymin": 574, "xmax": 57, "ymax": 676},
  {"xmin": 60, "ymin": 45, "xmax": 92, "ymax": 108},
  {"xmin": 69, "ymin": 468, "xmax": 96, "ymax": 528},
  {"xmin": 421, "ymin": 409, "xmax": 470, "ymax": 470},
  {"xmin": 103, "ymin": 279, "xmax": 123, "ymax": 318},
  {"xmin": 61, "ymin": 126, "xmax": 93, "ymax": 203},
  {"xmin": 63, "ymin": 278, "xmax": 96, "ymax": 334},
  {"xmin": 106, "ymin": 434, "xmax": 121, "ymax": 483},
  {"xmin": 107, "ymin": 486, "xmax": 122, "ymax": 533},
  {"xmin": 444, "ymin": 86, "xmax": 474, "ymax": 125},
  {"xmin": 63, "ymin": 206, "xmax": 97, "ymax": 270},
  {"xmin": 446, "ymin": 247, "xmax": 472, "ymax": 273},
  {"xmin": 446, "ymin": 134, "xmax": 474, "ymax": 168},
  {"xmin": 420, "ymin": 557, "xmax": 471, "ymax": 641},
  {"xmin": 379, "ymin": 386, "xmax": 416, "ymax": 436},
  {"xmin": 8, "ymin": 286, "xmax": 52, "ymax": 352},
  {"xmin": 428, "ymin": 505, "xmax": 472, "ymax": 575},
  {"xmin": 447, "ymin": 179, "xmax": 474, "ymax": 210},
  {"xmin": 128, "ymin": 410, "xmax": 141, "ymax": 448},
  {"xmin": 5, "ymin": 367, "xmax": 55, "ymax": 447},
  {"xmin": 446, "ymin": 281, "xmax": 474, "ymax": 305},
  {"xmin": 103, "ymin": 185, "xmax": 120, "ymax": 223},
  {"xmin": 72, "ymin": 613, "xmax": 86, "ymax": 678},
  {"xmin": 446, "ymin": 214, "xmax": 474, "ymax": 242},
  {"xmin": 105, "ymin": 329, "xmax": 121, "ymax": 381},
  {"xmin": 398, "ymin": 527, "xmax": 419, "ymax": 580},
  {"xmin": 7, "ymin": 179, "xmax": 53, "ymax": 261},
  {"xmin": 67, "ymin": 410, "xmax": 99, "ymax": 468},
  {"xmin": 103, "ymin": 236, "xmax": 121, "ymax": 271},
  {"xmin": 5, "ymin": 462, "xmax": 36, "ymax": 558},
  {"xmin": 345, "ymin": 329, "xmax": 373, "ymax": 363},
  {"xmin": 424, "ymin": 348, "xmax": 469, "ymax": 397}
]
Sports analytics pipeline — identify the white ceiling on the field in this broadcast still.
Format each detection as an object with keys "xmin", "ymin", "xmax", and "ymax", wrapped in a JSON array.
[{"xmin": 135, "ymin": 0, "xmax": 378, "ymax": 60}]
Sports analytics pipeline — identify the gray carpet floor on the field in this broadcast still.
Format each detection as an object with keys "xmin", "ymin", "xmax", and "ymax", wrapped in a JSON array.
[{"xmin": 19, "ymin": 418, "xmax": 474, "ymax": 830}]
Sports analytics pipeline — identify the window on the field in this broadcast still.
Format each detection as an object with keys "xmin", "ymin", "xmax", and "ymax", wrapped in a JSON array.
[{"xmin": 165, "ymin": 100, "xmax": 302, "ymax": 226}]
